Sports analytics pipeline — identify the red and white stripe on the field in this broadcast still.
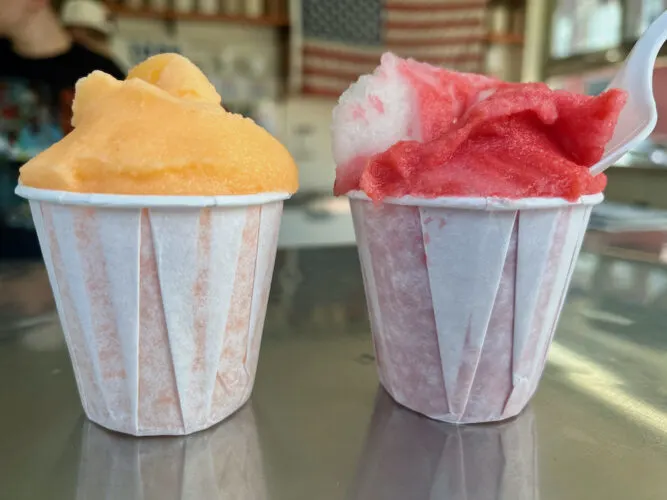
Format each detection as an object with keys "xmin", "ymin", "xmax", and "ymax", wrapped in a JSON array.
[
  {"xmin": 302, "ymin": 0, "xmax": 488, "ymax": 96},
  {"xmin": 350, "ymin": 198, "xmax": 595, "ymax": 424},
  {"xmin": 31, "ymin": 199, "xmax": 283, "ymax": 436}
]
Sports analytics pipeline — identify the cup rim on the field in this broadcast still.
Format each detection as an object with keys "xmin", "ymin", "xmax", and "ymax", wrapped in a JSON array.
[
  {"xmin": 15, "ymin": 185, "xmax": 292, "ymax": 208},
  {"xmin": 346, "ymin": 191, "xmax": 604, "ymax": 210}
]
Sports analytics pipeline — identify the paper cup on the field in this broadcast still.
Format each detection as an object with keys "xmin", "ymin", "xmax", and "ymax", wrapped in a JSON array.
[
  {"xmin": 15, "ymin": 185, "xmax": 289, "ymax": 436},
  {"xmin": 349, "ymin": 389, "xmax": 538, "ymax": 499},
  {"xmin": 348, "ymin": 191, "xmax": 603, "ymax": 424},
  {"xmin": 76, "ymin": 404, "xmax": 267, "ymax": 499}
]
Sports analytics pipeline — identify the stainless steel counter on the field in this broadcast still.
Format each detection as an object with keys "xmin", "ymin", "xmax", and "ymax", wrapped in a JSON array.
[{"xmin": 2, "ymin": 231, "xmax": 667, "ymax": 500}]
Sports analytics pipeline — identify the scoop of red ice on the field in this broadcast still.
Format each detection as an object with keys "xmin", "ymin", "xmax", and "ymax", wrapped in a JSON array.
[{"xmin": 332, "ymin": 53, "xmax": 627, "ymax": 201}]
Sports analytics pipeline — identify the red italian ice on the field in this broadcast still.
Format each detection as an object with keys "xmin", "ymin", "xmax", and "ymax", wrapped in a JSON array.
[{"xmin": 333, "ymin": 53, "xmax": 627, "ymax": 201}]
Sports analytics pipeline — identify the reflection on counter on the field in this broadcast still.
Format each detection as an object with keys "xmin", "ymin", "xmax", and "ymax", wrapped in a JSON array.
[
  {"xmin": 76, "ymin": 404, "xmax": 267, "ymax": 500},
  {"xmin": 349, "ymin": 389, "xmax": 538, "ymax": 500},
  {"xmin": 0, "ymin": 261, "xmax": 56, "ymax": 337}
]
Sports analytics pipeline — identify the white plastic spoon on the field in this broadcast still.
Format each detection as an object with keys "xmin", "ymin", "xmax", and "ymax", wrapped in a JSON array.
[{"xmin": 590, "ymin": 11, "xmax": 667, "ymax": 176}]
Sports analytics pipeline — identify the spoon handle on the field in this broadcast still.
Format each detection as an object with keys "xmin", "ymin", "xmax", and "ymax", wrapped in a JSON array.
[
  {"xmin": 609, "ymin": 11, "xmax": 667, "ymax": 91},
  {"xmin": 590, "ymin": 12, "xmax": 667, "ymax": 176}
]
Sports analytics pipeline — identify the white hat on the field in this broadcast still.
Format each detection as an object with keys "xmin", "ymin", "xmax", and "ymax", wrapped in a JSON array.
[{"xmin": 61, "ymin": 0, "xmax": 114, "ymax": 35}]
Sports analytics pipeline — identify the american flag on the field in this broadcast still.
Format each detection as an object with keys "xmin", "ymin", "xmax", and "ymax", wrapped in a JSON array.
[{"xmin": 298, "ymin": 0, "xmax": 489, "ymax": 96}]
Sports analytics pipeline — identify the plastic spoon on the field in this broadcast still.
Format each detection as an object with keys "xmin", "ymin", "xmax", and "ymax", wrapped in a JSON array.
[{"xmin": 590, "ymin": 11, "xmax": 667, "ymax": 176}]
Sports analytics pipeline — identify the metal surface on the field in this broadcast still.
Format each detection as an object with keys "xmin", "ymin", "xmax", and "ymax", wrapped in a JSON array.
[{"xmin": 2, "ymin": 231, "xmax": 667, "ymax": 499}]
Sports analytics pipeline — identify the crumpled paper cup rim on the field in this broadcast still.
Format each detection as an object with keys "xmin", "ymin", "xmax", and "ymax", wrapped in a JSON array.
[
  {"xmin": 346, "ymin": 190, "xmax": 604, "ymax": 210},
  {"xmin": 15, "ymin": 185, "xmax": 291, "ymax": 208}
]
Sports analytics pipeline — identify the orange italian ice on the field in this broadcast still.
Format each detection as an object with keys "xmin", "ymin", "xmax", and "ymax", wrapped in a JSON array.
[{"xmin": 19, "ymin": 54, "xmax": 299, "ymax": 196}]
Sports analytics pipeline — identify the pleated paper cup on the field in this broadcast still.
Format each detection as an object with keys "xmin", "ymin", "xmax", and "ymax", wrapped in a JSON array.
[
  {"xmin": 76, "ymin": 404, "xmax": 267, "ymax": 500},
  {"xmin": 348, "ymin": 191, "xmax": 602, "ymax": 424},
  {"xmin": 15, "ymin": 185, "xmax": 288, "ymax": 436},
  {"xmin": 350, "ymin": 389, "xmax": 538, "ymax": 500}
]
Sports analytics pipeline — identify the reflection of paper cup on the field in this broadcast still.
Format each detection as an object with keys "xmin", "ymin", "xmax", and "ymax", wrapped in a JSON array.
[
  {"xmin": 349, "ymin": 192, "xmax": 602, "ymax": 424},
  {"xmin": 77, "ymin": 403, "xmax": 267, "ymax": 500},
  {"xmin": 16, "ymin": 186, "xmax": 288, "ymax": 436},
  {"xmin": 349, "ymin": 389, "xmax": 538, "ymax": 500}
]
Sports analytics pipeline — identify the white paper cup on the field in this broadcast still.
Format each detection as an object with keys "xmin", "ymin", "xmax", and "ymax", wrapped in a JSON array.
[
  {"xmin": 16, "ymin": 185, "xmax": 289, "ymax": 436},
  {"xmin": 350, "ymin": 389, "xmax": 538, "ymax": 499},
  {"xmin": 348, "ymin": 191, "xmax": 603, "ymax": 424},
  {"xmin": 76, "ymin": 404, "xmax": 267, "ymax": 499}
]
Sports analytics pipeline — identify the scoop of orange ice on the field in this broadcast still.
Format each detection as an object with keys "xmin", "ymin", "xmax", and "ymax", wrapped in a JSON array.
[{"xmin": 19, "ymin": 54, "xmax": 299, "ymax": 196}]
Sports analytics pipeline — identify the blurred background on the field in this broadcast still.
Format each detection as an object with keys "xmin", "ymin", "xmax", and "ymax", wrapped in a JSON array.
[{"xmin": 2, "ymin": 0, "xmax": 667, "ymax": 325}]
